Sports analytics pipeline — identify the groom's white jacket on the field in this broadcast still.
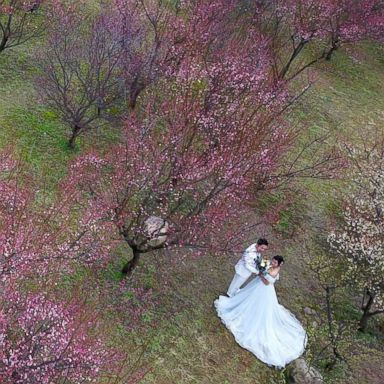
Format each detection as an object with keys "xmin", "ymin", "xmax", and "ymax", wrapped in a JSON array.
[{"xmin": 235, "ymin": 243, "xmax": 261, "ymax": 278}]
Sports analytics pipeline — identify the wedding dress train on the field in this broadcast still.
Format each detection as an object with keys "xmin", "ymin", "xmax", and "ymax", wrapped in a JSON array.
[{"xmin": 214, "ymin": 274, "xmax": 307, "ymax": 368}]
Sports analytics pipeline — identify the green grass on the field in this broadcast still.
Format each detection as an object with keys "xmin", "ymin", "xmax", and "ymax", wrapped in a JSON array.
[
  {"xmin": 298, "ymin": 42, "xmax": 384, "ymax": 140},
  {"xmin": 0, "ymin": 45, "xmax": 122, "ymax": 187},
  {"xmin": 2, "ymin": 105, "xmax": 71, "ymax": 178},
  {"xmin": 0, "ymin": 46, "xmax": 73, "ymax": 187}
]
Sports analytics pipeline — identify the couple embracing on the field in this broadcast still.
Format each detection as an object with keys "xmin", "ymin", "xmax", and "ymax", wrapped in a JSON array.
[{"xmin": 214, "ymin": 238, "xmax": 307, "ymax": 369}]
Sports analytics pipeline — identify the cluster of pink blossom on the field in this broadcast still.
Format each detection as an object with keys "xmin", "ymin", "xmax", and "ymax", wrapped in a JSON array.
[
  {"xmin": 0, "ymin": 154, "xmax": 112, "ymax": 382},
  {"xmin": 0, "ymin": 153, "xmax": 113, "ymax": 280},
  {"xmin": 277, "ymin": 0, "xmax": 384, "ymax": 44},
  {"xmin": 0, "ymin": 289, "xmax": 106, "ymax": 383}
]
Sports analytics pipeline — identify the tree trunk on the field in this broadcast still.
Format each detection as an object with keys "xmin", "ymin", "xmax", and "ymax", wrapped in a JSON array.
[
  {"xmin": 129, "ymin": 87, "xmax": 143, "ymax": 111},
  {"xmin": 325, "ymin": 47, "xmax": 337, "ymax": 61},
  {"xmin": 359, "ymin": 290, "xmax": 374, "ymax": 332},
  {"xmin": 325, "ymin": 285, "xmax": 342, "ymax": 363},
  {"xmin": 122, "ymin": 248, "xmax": 141, "ymax": 276},
  {"xmin": 128, "ymin": 76, "xmax": 145, "ymax": 111},
  {"xmin": 0, "ymin": 16, "xmax": 11, "ymax": 53},
  {"xmin": 0, "ymin": 33, "xmax": 8, "ymax": 52},
  {"xmin": 325, "ymin": 39, "xmax": 339, "ymax": 61},
  {"xmin": 68, "ymin": 125, "xmax": 81, "ymax": 149}
]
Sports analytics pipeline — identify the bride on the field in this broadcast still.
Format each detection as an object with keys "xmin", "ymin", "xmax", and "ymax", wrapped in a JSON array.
[{"xmin": 214, "ymin": 255, "xmax": 307, "ymax": 368}]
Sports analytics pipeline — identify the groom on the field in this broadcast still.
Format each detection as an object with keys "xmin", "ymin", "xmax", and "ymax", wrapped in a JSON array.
[{"xmin": 227, "ymin": 238, "xmax": 269, "ymax": 297}]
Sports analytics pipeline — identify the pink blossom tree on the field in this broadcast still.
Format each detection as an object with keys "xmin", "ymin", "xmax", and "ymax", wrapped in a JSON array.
[
  {"xmin": 36, "ymin": 0, "xmax": 185, "ymax": 148},
  {"xmin": 248, "ymin": 0, "xmax": 384, "ymax": 80},
  {"xmin": 63, "ymin": 10, "xmax": 295, "ymax": 275},
  {"xmin": 112, "ymin": 0, "xmax": 181, "ymax": 110},
  {"xmin": 0, "ymin": 288, "xmax": 108, "ymax": 383},
  {"xmin": 0, "ymin": 151, "xmax": 119, "ymax": 382},
  {"xmin": 0, "ymin": 150, "xmax": 113, "ymax": 280},
  {"xmin": 328, "ymin": 145, "xmax": 384, "ymax": 332},
  {"xmin": 48, "ymin": 0, "xmax": 353, "ymax": 279}
]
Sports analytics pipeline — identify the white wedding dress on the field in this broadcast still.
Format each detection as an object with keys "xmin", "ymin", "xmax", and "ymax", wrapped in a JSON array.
[{"xmin": 214, "ymin": 273, "xmax": 307, "ymax": 368}]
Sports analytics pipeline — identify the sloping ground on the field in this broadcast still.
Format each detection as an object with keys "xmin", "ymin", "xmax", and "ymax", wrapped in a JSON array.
[
  {"xmin": 298, "ymin": 43, "xmax": 384, "ymax": 146},
  {"xmin": 0, "ymin": 41, "xmax": 383, "ymax": 383}
]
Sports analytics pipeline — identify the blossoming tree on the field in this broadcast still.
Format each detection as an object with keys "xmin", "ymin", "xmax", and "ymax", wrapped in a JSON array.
[
  {"xmin": 0, "ymin": 151, "xmax": 113, "ymax": 279},
  {"xmin": 63, "ymin": 1, "xmax": 295, "ymax": 275},
  {"xmin": 0, "ymin": 152, "xmax": 114, "ymax": 382},
  {"xmin": 0, "ymin": 289, "xmax": 107, "ymax": 383},
  {"xmin": 248, "ymin": 0, "xmax": 384, "ymax": 80},
  {"xmin": 328, "ymin": 146, "xmax": 384, "ymax": 331}
]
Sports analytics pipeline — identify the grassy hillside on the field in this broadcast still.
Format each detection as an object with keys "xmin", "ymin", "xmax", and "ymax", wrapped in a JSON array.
[{"xmin": 0, "ymin": 41, "xmax": 383, "ymax": 383}]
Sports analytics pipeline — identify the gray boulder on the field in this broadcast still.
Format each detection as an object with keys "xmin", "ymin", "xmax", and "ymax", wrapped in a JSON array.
[
  {"xmin": 285, "ymin": 358, "xmax": 323, "ymax": 384},
  {"xmin": 304, "ymin": 307, "xmax": 316, "ymax": 315},
  {"xmin": 144, "ymin": 216, "xmax": 169, "ymax": 248}
]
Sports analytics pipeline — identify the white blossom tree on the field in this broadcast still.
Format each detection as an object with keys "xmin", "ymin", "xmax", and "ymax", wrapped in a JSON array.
[{"xmin": 328, "ymin": 146, "xmax": 384, "ymax": 331}]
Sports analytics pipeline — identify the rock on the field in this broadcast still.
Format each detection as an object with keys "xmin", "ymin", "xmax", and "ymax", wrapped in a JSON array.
[
  {"xmin": 144, "ymin": 216, "xmax": 169, "ymax": 248},
  {"xmin": 304, "ymin": 307, "xmax": 316, "ymax": 315},
  {"xmin": 286, "ymin": 358, "xmax": 323, "ymax": 384}
]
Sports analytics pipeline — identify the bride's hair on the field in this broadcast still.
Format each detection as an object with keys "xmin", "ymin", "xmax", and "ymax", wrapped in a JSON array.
[{"xmin": 273, "ymin": 255, "xmax": 284, "ymax": 265}]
